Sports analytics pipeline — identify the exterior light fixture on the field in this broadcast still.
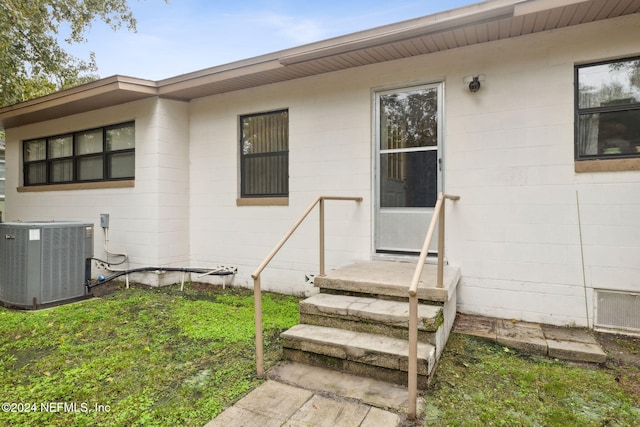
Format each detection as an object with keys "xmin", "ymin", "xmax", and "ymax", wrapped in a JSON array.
[{"xmin": 463, "ymin": 75, "xmax": 485, "ymax": 93}]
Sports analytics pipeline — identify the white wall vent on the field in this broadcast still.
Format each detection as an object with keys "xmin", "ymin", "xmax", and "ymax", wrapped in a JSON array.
[{"xmin": 595, "ymin": 289, "xmax": 640, "ymax": 334}]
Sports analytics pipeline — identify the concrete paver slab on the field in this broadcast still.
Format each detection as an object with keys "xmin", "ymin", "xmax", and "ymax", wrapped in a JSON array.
[
  {"xmin": 496, "ymin": 320, "xmax": 548, "ymax": 356},
  {"xmin": 287, "ymin": 395, "xmax": 370, "ymax": 427},
  {"xmin": 360, "ymin": 407, "xmax": 402, "ymax": 427},
  {"xmin": 542, "ymin": 324, "xmax": 599, "ymax": 344},
  {"xmin": 203, "ymin": 405, "xmax": 281, "ymax": 427},
  {"xmin": 453, "ymin": 314, "xmax": 497, "ymax": 340},
  {"xmin": 547, "ymin": 339, "xmax": 607, "ymax": 364},
  {"xmin": 231, "ymin": 380, "xmax": 313, "ymax": 424}
]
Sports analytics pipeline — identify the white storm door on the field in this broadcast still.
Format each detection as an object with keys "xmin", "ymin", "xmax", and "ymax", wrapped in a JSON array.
[{"xmin": 375, "ymin": 84, "xmax": 443, "ymax": 253}]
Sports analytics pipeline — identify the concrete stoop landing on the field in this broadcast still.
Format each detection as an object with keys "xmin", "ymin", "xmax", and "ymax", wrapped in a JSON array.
[{"xmin": 280, "ymin": 260, "xmax": 460, "ymax": 404}]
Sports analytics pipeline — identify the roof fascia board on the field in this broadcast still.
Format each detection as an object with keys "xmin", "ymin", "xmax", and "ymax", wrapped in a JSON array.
[
  {"xmin": 514, "ymin": 0, "xmax": 592, "ymax": 16},
  {"xmin": 278, "ymin": 3, "xmax": 519, "ymax": 65},
  {"xmin": 158, "ymin": 59, "xmax": 283, "ymax": 97}
]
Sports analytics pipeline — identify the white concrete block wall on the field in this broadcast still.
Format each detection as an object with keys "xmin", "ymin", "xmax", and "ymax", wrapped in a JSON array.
[
  {"xmin": 445, "ymin": 15, "xmax": 640, "ymax": 326},
  {"xmin": 188, "ymin": 77, "xmax": 372, "ymax": 295},
  {"xmin": 4, "ymin": 98, "xmax": 191, "ymax": 284}
]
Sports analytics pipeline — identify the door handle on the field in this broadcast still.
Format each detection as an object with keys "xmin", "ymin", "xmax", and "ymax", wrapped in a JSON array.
[{"xmin": 438, "ymin": 157, "xmax": 442, "ymax": 171}]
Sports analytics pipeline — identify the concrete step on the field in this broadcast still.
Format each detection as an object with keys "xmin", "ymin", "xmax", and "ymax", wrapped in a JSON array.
[
  {"xmin": 268, "ymin": 362, "xmax": 424, "ymax": 416},
  {"xmin": 281, "ymin": 324, "xmax": 436, "ymax": 388},
  {"xmin": 299, "ymin": 293, "xmax": 442, "ymax": 344},
  {"xmin": 315, "ymin": 260, "xmax": 460, "ymax": 302}
]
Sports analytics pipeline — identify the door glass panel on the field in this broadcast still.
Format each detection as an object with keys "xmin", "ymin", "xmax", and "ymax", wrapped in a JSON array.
[
  {"xmin": 376, "ymin": 83, "xmax": 442, "ymax": 253},
  {"xmin": 380, "ymin": 150, "xmax": 438, "ymax": 208},
  {"xmin": 380, "ymin": 88, "xmax": 438, "ymax": 150}
]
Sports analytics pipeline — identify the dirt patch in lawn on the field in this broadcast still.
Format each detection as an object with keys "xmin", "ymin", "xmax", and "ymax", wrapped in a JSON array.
[{"xmin": 596, "ymin": 332, "xmax": 640, "ymax": 406}]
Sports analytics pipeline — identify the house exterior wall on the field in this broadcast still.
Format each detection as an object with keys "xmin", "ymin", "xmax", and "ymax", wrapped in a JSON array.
[
  {"xmin": 445, "ymin": 14, "xmax": 640, "ymax": 326},
  {"xmin": 3, "ymin": 14, "xmax": 638, "ymax": 327},
  {"xmin": 188, "ymin": 14, "xmax": 640, "ymax": 326},
  {"xmin": 4, "ymin": 97, "xmax": 190, "ymax": 285}
]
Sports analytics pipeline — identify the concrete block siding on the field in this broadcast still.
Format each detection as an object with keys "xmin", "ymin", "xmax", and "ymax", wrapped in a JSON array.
[{"xmin": 4, "ymin": 13, "xmax": 640, "ymax": 325}]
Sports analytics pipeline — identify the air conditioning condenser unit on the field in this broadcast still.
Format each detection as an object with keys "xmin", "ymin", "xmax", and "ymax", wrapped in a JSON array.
[{"xmin": 0, "ymin": 222, "xmax": 94, "ymax": 309}]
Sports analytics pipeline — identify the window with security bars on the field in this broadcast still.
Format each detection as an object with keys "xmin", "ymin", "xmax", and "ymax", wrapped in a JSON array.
[
  {"xmin": 240, "ymin": 110, "xmax": 288, "ymax": 198},
  {"xmin": 23, "ymin": 122, "xmax": 135, "ymax": 186}
]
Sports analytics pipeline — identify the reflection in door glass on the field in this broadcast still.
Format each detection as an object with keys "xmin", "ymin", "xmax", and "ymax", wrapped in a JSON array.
[{"xmin": 380, "ymin": 88, "xmax": 438, "ymax": 150}]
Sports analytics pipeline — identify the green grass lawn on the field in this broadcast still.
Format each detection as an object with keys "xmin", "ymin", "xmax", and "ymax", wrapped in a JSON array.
[
  {"xmin": 423, "ymin": 334, "xmax": 640, "ymax": 426},
  {"xmin": 0, "ymin": 284, "xmax": 299, "ymax": 427},
  {"xmin": 0, "ymin": 284, "xmax": 638, "ymax": 426}
]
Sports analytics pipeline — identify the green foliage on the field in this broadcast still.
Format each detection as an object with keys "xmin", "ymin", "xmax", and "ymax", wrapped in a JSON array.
[
  {"xmin": 0, "ymin": 285, "xmax": 300, "ymax": 426},
  {"xmin": 423, "ymin": 334, "xmax": 640, "ymax": 426},
  {"xmin": 0, "ymin": 0, "xmax": 138, "ymax": 107}
]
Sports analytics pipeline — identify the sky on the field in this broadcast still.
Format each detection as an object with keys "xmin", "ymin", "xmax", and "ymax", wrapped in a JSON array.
[{"xmin": 62, "ymin": 0, "xmax": 480, "ymax": 81}]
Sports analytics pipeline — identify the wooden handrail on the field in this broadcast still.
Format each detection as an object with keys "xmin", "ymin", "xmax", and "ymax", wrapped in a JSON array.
[
  {"xmin": 407, "ymin": 192, "xmax": 459, "ymax": 420},
  {"xmin": 251, "ymin": 195, "xmax": 363, "ymax": 376}
]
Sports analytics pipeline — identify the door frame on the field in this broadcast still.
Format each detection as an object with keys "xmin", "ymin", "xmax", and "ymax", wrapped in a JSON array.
[{"xmin": 371, "ymin": 81, "xmax": 445, "ymax": 256}]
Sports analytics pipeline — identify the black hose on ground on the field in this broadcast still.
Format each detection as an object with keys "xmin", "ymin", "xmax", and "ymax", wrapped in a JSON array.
[{"xmin": 86, "ymin": 267, "xmax": 234, "ymax": 290}]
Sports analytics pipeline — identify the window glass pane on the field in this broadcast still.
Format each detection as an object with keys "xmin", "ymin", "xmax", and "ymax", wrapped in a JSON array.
[
  {"xmin": 77, "ymin": 156, "xmax": 104, "ymax": 180},
  {"xmin": 108, "ymin": 152, "xmax": 134, "ymax": 178},
  {"xmin": 25, "ymin": 139, "xmax": 46, "ymax": 161},
  {"xmin": 0, "ymin": 179, "xmax": 4, "ymax": 198},
  {"xmin": 48, "ymin": 135, "xmax": 73, "ymax": 158},
  {"xmin": 578, "ymin": 109, "xmax": 640, "ymax": 157},
  {"xmin": 76, "ymin": 129, "xmax": 103, "ymax": 155},
  {"xmin": 380, "ymin": 150, "xmax": 437, "ymax": 208},
  {"xmin": 242, "ymin": 153, "xmax": 288, "ymax": 197},
  {"xmin": 0, "ymin": 162, "xmax": 5, "ymax": 175},
  {"xmin": 380, "ymin": 88, "xmax": 438, "ymax": 150},
  {"xmin": 241, "ymin": 111, "xmax": 288, "ymax": 155},
  {"xmin": 26, "ymin": 163, "xmax": 46, "ymax": 185},
  {"xmin": 106, "ymin": 123, "xmax": 135, "ymax": 151},
  {"xmin": 578, "ymin": 59, "xmax": 640, "ymax": 109},
  {"xmin": 50, "ymin": 159, "xmax": 73, "ymax": 182}
]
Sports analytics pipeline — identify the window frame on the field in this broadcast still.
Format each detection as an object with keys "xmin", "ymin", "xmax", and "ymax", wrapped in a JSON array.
[
  {"xmin": 23, "ymin": 121, "xmax": 135, "ymax": 186},
  {"xmin": 239, "ymin": 109, "xmax": 289, "ymax": 199},
  {"xmin": 574, "ymin": 56, "xmax": 640, "ymax": 165}
]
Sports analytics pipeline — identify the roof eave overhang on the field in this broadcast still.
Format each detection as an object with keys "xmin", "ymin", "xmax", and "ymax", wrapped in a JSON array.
[
  {"xmin": 0, "ymin": 76, "xmax": 157, "ymax": 129},
  {"xmin": 2, "ymin": 0, "xmax": 639, "ymax": 129}
]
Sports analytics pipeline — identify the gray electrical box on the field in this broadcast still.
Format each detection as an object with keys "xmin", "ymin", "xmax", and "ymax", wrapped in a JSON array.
[{"xmin": 0, "ymin": 222, "xmax": 94, "ymax": 308}]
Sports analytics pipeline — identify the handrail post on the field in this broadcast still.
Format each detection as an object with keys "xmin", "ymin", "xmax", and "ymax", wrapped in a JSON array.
[
  {"xmin": 408, "ymin": 292, "xmax": 418, "ymax": 419},
  {"xmin": 407, "ymin": 192, "xmax": 459, "ymax": 420},
  {"xmin": 319, "ymin": 197, "xmax": 325, "ymax": 276},
  {"xmin": 437, "ymin": 199, "xmax": 445, "ymax": 288},
  {"xmin": 253, "ymin": 275, "xmax": 264, "ymax": 377}
]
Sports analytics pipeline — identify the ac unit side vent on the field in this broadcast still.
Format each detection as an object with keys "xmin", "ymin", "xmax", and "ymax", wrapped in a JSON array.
[{"xmin": 595, "ymin": 290, "xmax": 640, "ymax": 333}]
